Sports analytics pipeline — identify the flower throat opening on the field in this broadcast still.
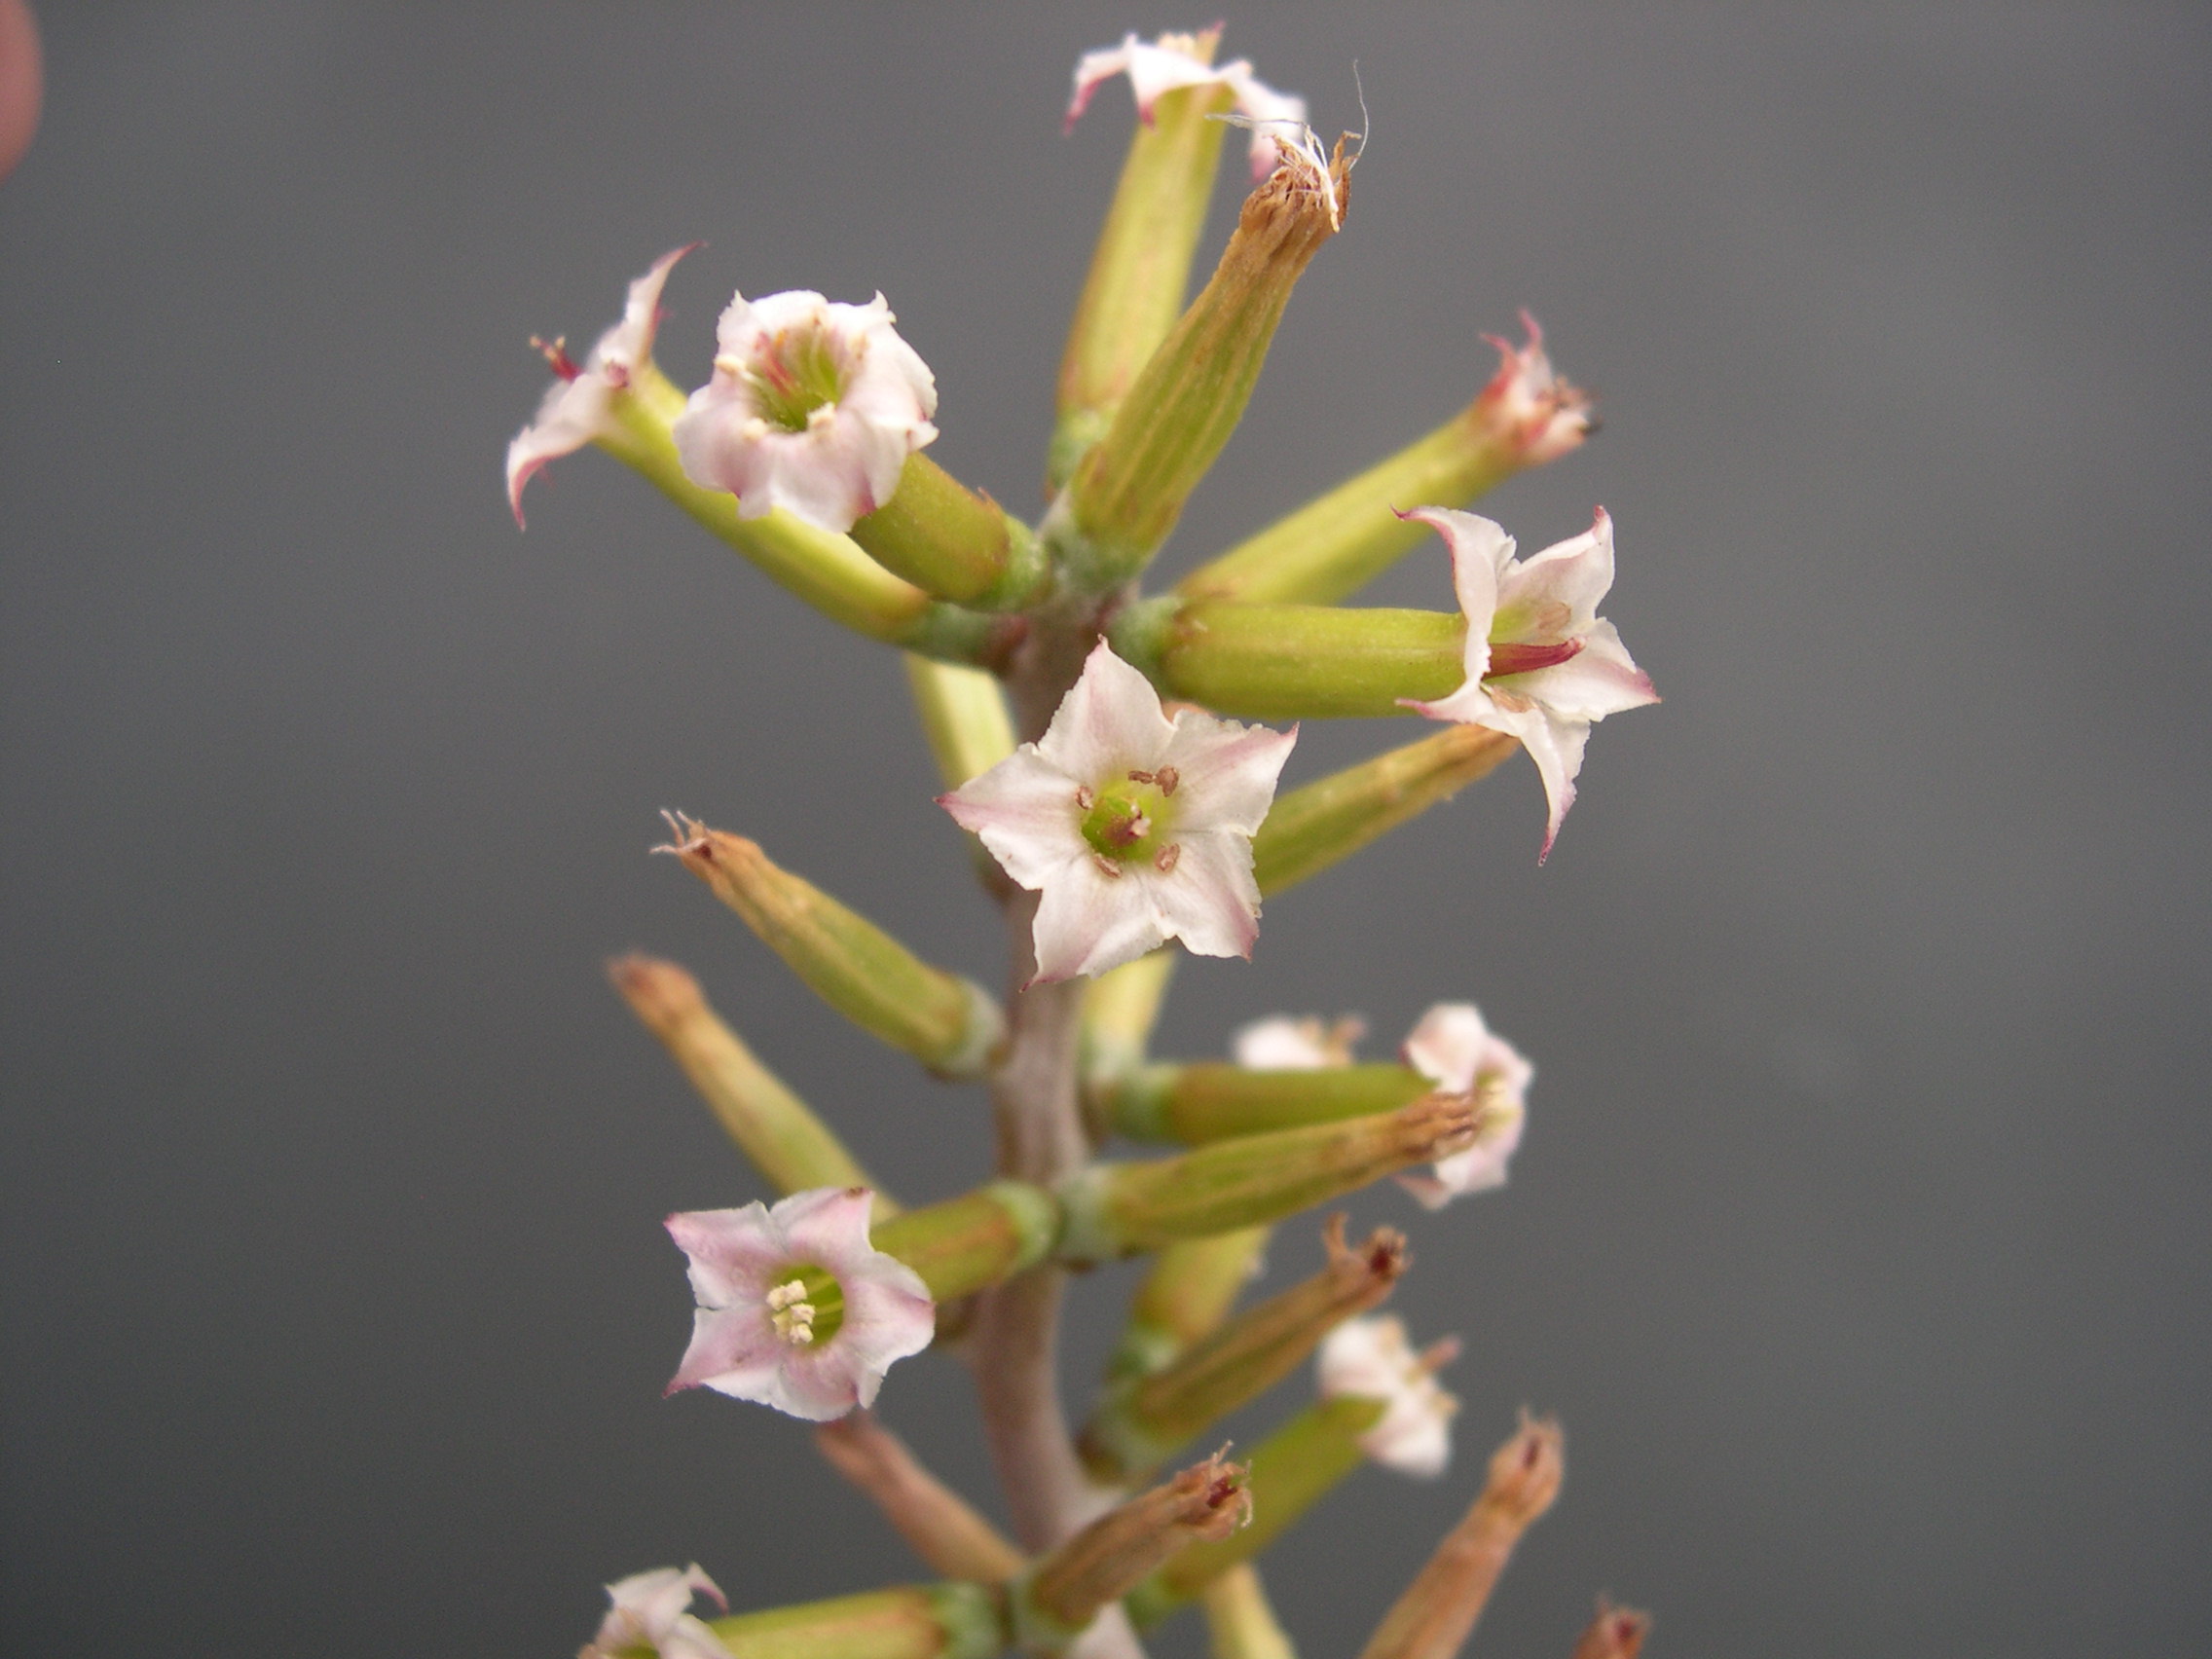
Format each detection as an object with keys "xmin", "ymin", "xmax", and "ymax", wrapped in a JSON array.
[{"xmin": 747, "ymin": 324, "xmax": 850, "ymax": 433}]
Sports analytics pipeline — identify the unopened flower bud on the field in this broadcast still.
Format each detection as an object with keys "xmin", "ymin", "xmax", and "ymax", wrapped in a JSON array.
[
  {"xmin": 708, "ymin": 1583, "xmax": 1008, "ymax": 1659},
  {"xmin": 1017, "ymin": 1450, "xmax": 1252, "ymax": 1648},
  {"xmin": 1109, "ymin": 597, "xmax": 1464, "ymax": 722},
  {"xmin": 1052, "ymin": 131, "xmax": 1354, "ymax": 592},
  {"xmin": 656, "ymin": 817, "xmax": 1005, "ymax": 1078},
  {"xmin": 1126, "ymin": 1394, "xmax": 1382, "ymax": 1625},
  {"xmin": 848, "ymin": 455, "xmax": 1049, "ymax": 610},
  {"xmin": 1353, "ymin": 1413, "xmax": 1566, "ymax": 1659},
  {"xmin": 1567, "ymin": 1599, "xmax": 1651, "ymax": 1659},
  {"xmin": 1056, "ymin": 1093, "xmax": 1478, "ymax": 1261},
  {"xmin": 608, "ymin": 955, "xmax": 892, "ymax": 1208},
  {"xmin": 1174, "ymin": 314, "xmax": 1592, "ymax": 607},
  {"xmin": 1198, "ymin": 1567, "xmax": 1297, "ymax": 1659},
  {"xmin": 813, "ymin": 1413, "xmax": 1025, "ymax": 1584},
  {"xmin": 1250, "ymin": 725, "xmax": 1517, "ymax": 897},
  {"xmin": 1082, "ymin": 1216, "xmax": 1406, "ymax": 1481}
]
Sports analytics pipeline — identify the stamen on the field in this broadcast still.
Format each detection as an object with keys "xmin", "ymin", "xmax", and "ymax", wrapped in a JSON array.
[
  {"xmin": 1126, "ymin": 769, "xmax": 1155, "ymax": 785},
  {"xmin": 1484, "ymin": 638, "xmax": 1586, "ymax": 680},
  {"xmin": 1093, "ymin": 853, "xmax": 1124, "ymax": 878},
  {"xmin": 1154, "ymin": 842, "xmax": 1181, "ymax": 874},
  {"xmin": 767, "ymin": 1277, "xmax": 819, "ymax": 1346},
  {"xmin": 1075, "ymin": 785, "xmax": 1095, "ymax": 811},
  {"xmin": 1154, "ymin": 765, "xmax": 1179, "ymax": 796},
  {"xmin": 531, "ymin": 334, "xmax": 581, "ymax": 381}
]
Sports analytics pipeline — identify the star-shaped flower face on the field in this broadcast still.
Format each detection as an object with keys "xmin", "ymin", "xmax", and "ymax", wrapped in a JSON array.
[
  {"xmin": 672, "ymin": 289, "xmax": 938, "ymax": 534},
  {"xmin": 1472, "ymin": 311, "xmax": 1593, "ymax": 468},
  {"xmin": 505, "ymin": 244, "xmax": 693, "ymax": 528},
  {"xmin": 664, "ymin": 1187, "xmax": 934, "ymax": 1422},
  {"xmin": 1232, "ymin": 1013, "xmax": 1366, "ymax": 1070},
  {"xmin": 579, "ymin": 1564, "xmax": 731, "ymax": 1659},
  {"xmin": 940, "ymin": 642, "xmax": 1298, "ymax": 983},
  {"xmin": 1394, "ymin": 1002, "xmax": 1533, "ymax": 1209},
  {"xmin": 1316, "ymin": 1313, "xmax": 1461, "ymax": 1479},
  {"xmin": 1402, "ymin": 507, "xmax": 1659, "ymax": 860},
  {"xmin": 1065, "ymin": 27, "xmax": 1308, "ymax": 179}
]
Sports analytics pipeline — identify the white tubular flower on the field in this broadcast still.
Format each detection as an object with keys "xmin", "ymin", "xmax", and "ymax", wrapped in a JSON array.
[
  {"xmin": 1064, "ymin": 27, "xmax": 1309, "ymax": 179},
  {"xmin": 664, "ymin": 1187, "xmax": 934, "ymax": 1422},
  {"xmin": 1472, "ymin": 311, "xmax": 1593, "ymax": 467},
  {"xmin": 1316, "ymin": 1313, "xmax": 1461, "ymax": 1479},
  {"xmin": 579, "ymin": 1565, "xmax": 731, "ymax": 1659},
  {"xmin": 940, "ymin": 640, "xmax": 1297, "ymax": 983},
  {"xmin": 1232, "ymin": 1014, "xmax": 1365, "ymax": 1070},
  {"xmin": 672, "ymin": 289, "xmax": 938, "ymax": 534},
  {"xmin": 505, "ymin": 244, "xmax": 693, "ymax": 528},
  {"xmin": 1396, "ymin": 1002, "xmax": 1533, "ymax": 1209},
  {"xmin": 1403, "ymin": 507, "xmax": 1659, "ymax": 860}
]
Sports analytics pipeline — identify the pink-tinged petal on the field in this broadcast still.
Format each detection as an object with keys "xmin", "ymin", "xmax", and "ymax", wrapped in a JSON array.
[
  {"xmin": 665, "ymin": 1204, "xmax": 782, "ymax": 1307},
  {"xmin": 1518, "ymin": 710, "xmax": 1590, "ymax": 864},
  {"xmin": 585, "ymin": 1566, "xmax": 733, "ymax": 1659},
  {"xmin": 1399, "ymin": 1092, "xmax": 1526, "ymax": 1210},
  {"xmin": 1316, "ymin": 1315, "xmax": 1458, "ymax": 1479},
  {"xmin": 1067, "ymin": 30, "xmax": 1221, "ymax": 129},
  {"xmin": 592, "ymin": 243, "xmax": 695, "ymax": 377},
  {"xmin": 773, "ymin": 1185, "xmax": 874, "ymax": 1272},
  {"xmin": 749, "ymin": 1344, "xmax": 867, "ymax": 1422},
  {"xmin": 833, "ymin": 1264, "xmax": 938, "ymax": 1391},
  {"xmin": 1494, "ymin": 507, "xmax": 1615, "ymax": 642},
  {"xmin": 1030, "ymin": 854, "xmax": 1167, "ymax": 983},
  {"xmin": 667, "ymin": 1302, "xmax": 787, "ymax": 1398},
  {"xmin": 1515, "ymin": 619, "xmax": 1658, "ymax": 721},
  {"xmin": 505, "ymin": 376, "xmax": 609, "ymax": 527},
  {"xmin": 1472, "ymin": 311, "xmax": 1592, "ymax": 466},
  {"xmin": 1402, "ymin": 506, "xmax": 1504, "ymax": 682},
  {"xmin": 1036, "ymin": 640, "xmax": 1177, "ymax": 781},
  {"xmin": 1401, "ymin": 1003, "xmax": 1492, "ymax": 1094},
  {"xmin": 940, "ymin": 748, "xmax": 1090, "ymax": 890},
  {"xmin": 1225, "ymin": 67, "xmax": 1309, "ymax": 177},
  {"xmin": 507, "ymin": 246, "xmax": 694, "ymax": 530},
  {"xmin": 1233, "ymin": 1014, "xmax": 1363, "ymax": 1070},
  {"xmin": 1159, "ymin": 711, "xmax": 1298, "ymax": 836},
  {"xmin": 1148, "ymin": 830, "xmax": 1262, "ymax": 961}
]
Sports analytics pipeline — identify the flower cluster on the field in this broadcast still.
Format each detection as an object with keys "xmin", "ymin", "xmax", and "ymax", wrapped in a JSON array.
[{"xmin": 505, "ymin": 22, "xmax": 1658, "ymax": 1659}]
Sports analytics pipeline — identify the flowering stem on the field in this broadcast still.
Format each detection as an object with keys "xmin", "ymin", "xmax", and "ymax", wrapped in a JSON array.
[
  {"xmin": 1176, "ymin": 414, "xmax": 1520, "ymax": 606},
  {"xmin": 1110, "ymin": 599, "xmax": 1464, "ymax": 721},
  {"xmin": 872, "ymin": 1180, "xmax": 1059, "ymax": 1302},
  {"xmin": 969, "ymin": 622, "xmax": 1125, "ymax": 1556}
]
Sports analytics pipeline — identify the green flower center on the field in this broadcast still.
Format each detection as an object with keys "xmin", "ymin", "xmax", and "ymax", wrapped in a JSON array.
[
  {"xmin": 766, "ymin": 1263, "xmax": 846, "ymax": 1346},
  {"xmin": 747, "ymin": 324, "xmax": 850, "ymax": 433},
  {"xmin": 1081, "ymin": 769, "xmax": 1178, "ymax": 864}
]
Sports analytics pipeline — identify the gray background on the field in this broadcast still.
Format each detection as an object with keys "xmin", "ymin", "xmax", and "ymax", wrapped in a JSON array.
[{"xmin": 4, "ymin": 4, "xmax": 2207, "ymax": 1655}]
